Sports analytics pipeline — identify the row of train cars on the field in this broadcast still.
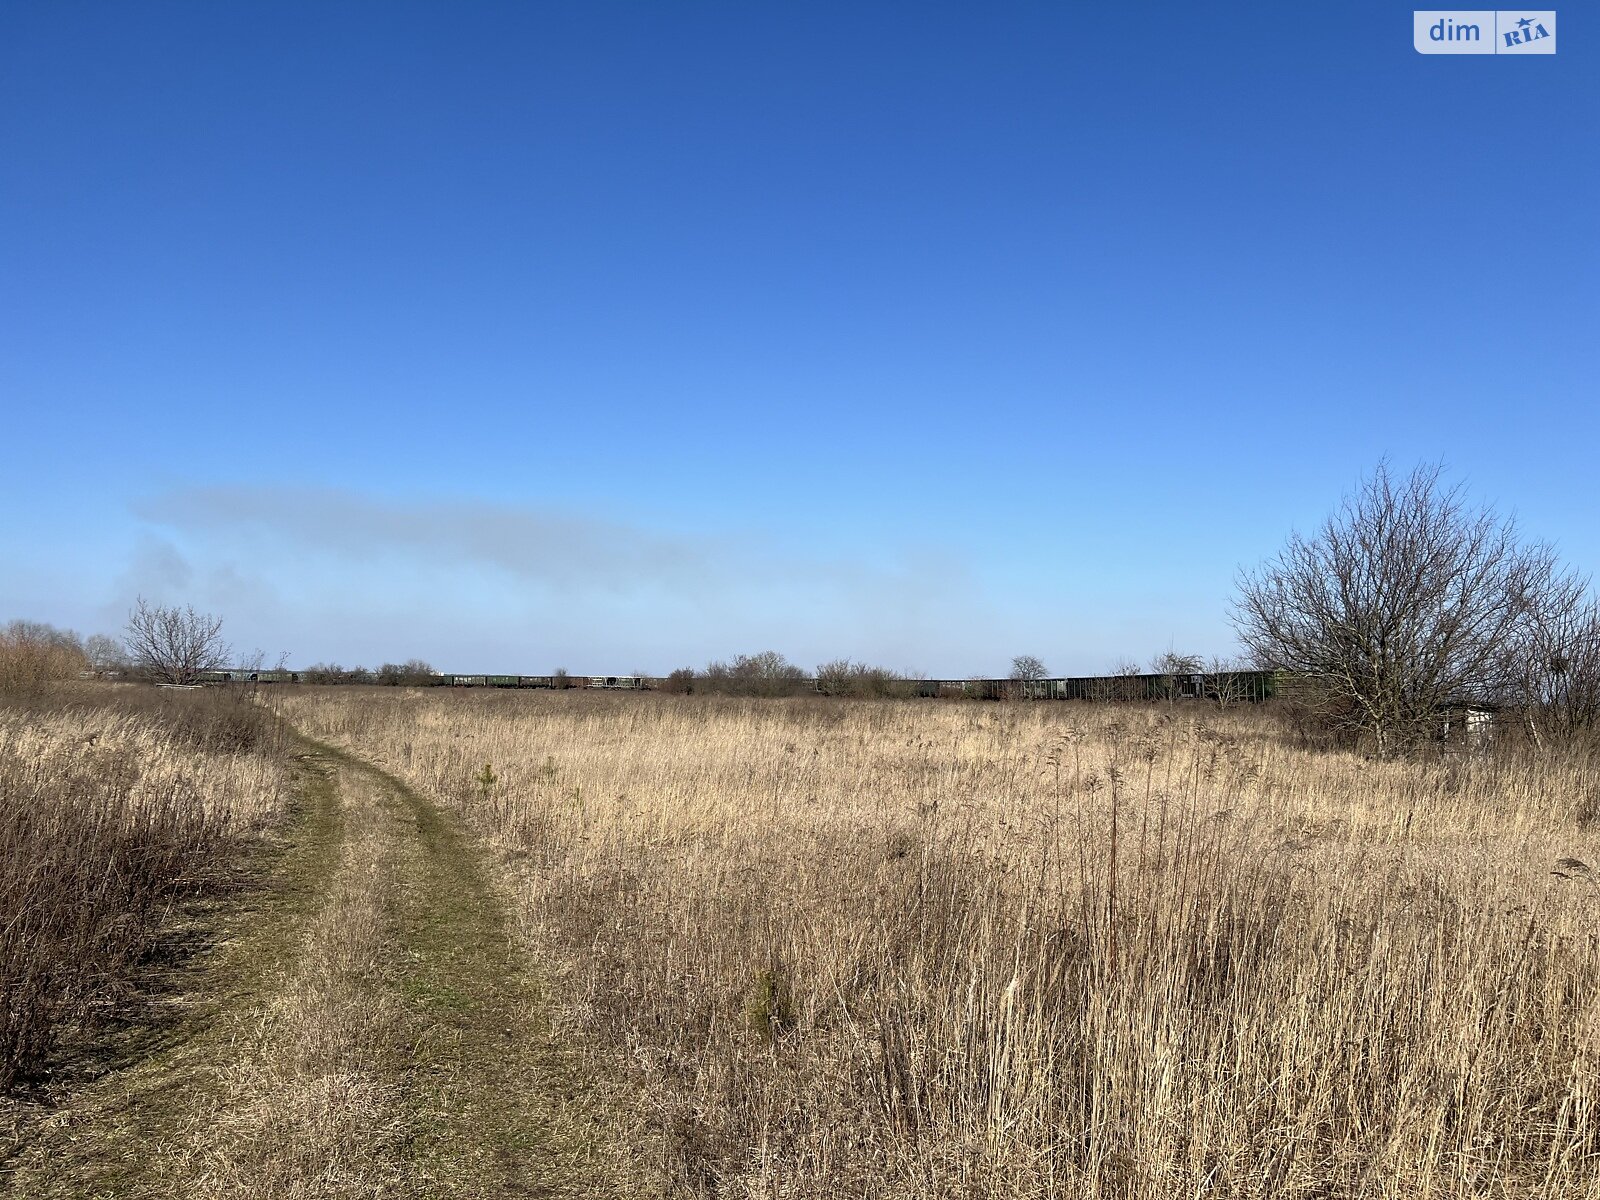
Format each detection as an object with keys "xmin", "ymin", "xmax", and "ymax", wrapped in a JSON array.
[{"xmin": 199, "ymin": 669, "xmax": 1284, "ymax": 703}]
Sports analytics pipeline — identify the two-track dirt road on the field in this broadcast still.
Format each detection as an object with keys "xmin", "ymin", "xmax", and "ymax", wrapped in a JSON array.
[{"xmin": 1, "ymin": 735, "xmax": 653, "ymax": 1199}]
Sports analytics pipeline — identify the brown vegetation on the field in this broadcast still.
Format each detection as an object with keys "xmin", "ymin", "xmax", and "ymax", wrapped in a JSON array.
[
  {"xmin": 0, "ymin": 685, "xmax": 287, "ymax": 1090},
  {"xmin": 698, "ymin": 650, "xmax": 810, "ymax": 697},
  {"xmin": 1235, "ymin": 462, "xmax": 1597, "ymax": 754},
  {"xmin": 277, "ymin": 686, "xmax": 1600, "ymax": 1197},
  {"xmin": 815, "ymin": 658, "xmax": 912, "ymax": 698},
  {"xmin": 123, "ymin": 598, "xmax": 231, "ymax": 686},
  {"xmin": 0, "ymin": 621, "xmax": 88, "ymax": 691}
]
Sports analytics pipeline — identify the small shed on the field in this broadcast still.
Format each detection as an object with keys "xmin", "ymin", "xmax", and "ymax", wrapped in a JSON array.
[{"xmin": 1441, "ymin": 703, "xmax": 1496, "ymax": 745}]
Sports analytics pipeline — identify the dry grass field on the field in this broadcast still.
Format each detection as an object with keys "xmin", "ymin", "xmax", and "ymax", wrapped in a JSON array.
[
  {"xmin": 0, "ymin": 686, "xmax": 287, "ymax": 1092},
  {"xmin": 273, "ymin": 687, "xmax": 1600, "ymax": 1198},
  {"xmin": 0, "ymin": 687, "xmax": 651, "ymax": 1199}
]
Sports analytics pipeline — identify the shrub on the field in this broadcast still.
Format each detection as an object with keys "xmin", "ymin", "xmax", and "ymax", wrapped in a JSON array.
[
  {"xmin": 0, "ymin": 620, "xmax": 87, "ymax": 692},
  {"xmin": 815, "ymin": 658, "xmax": 910, "ymax": 698},
  {"xmin": 661, "ymin": 668, "xmax": 696, "ymax": 695},
  {"xmin": 699, "ymin": 652, "xmax": 807, "ymax": 698}
]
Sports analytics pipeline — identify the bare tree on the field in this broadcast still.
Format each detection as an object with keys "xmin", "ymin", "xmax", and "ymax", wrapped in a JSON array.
[
  {"xmin": 1004, "ymin": 655, "xmax": 1050, "ymax": 701},
  {"xmin": 3, "ymin": 620, "xmax": 82, "ymax": 657},
  {"xmin": 1149, "ymin": 649, "xmax": 1203, "ymax": 675},
  {"xmin": 817, "ymin": 659, "xmax": 907, "ymax": 698},
  {"xmin": 401, "ymin": 658, "xmax": 435, "ymax": 684},
  {"xmin": 1098, "ymin": 656, "xmax": 1144, "ymax": 701},
  {"xmin": 377, "ymin": 659, "xmax": 436, "ymax": 686},
  {"xmin": 1204, "ymin": 654, "xmax": 1260, "ymax": 709},
  {"xmin": 1506, "ymin": 587, "xmax": 1600, "ymax": 751},
  {"xmin": 702, "ymin": 651, "xmax": 807, "ymax": 698},
  {"xmin": 84, "ymin": 633, "xmax": 127, "ymax": 674},
  {"xmin": 1233, "ymin": 463, "xmax": 1579, "ymax": 755},
  {"xmin": 1010, "ymin": 655, "xmax": 1049, "ymax": 681},
  {"xmin": 123, "ymin": 598, "xmax": 230, "ymax": 685},
  {"xmin": 1149, "ymin": 648, "xmax": 1204, "ymax": 702}
]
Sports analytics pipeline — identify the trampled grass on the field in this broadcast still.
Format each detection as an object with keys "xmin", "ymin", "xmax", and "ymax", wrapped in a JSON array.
[{"xmin": 278, "ymin": 687, "xmax": 1600, "ymax": 1198}]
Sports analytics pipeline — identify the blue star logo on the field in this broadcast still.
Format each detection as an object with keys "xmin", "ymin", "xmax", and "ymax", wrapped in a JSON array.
[{"xmin": 1517, "ymin": 16, "xmax": 1534, "ymax": 29}]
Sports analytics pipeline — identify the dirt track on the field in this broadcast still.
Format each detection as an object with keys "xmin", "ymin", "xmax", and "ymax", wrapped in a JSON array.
[{"xmin": 1, "ymin": 734, "xmax": 648, "ymax": 1199}]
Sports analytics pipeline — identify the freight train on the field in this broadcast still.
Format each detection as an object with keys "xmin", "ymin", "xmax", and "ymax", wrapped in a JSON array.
[
  {"xmin": 195, "ymin": 670, "xmax": 650, "ymax": 688},
  {"xmin": 198, "ymin": 668, "xmax": 1280, "ymax": 703},
  {"xmin": 433, "ymin": 674, "xmax": 648, "ymax": 690},
  {"xmin": 918, "ymin": 670, "xmax": 1280, "ymax": 703}
]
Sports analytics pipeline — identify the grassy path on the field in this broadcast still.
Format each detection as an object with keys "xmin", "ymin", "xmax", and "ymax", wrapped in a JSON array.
[{"xmin": 1, "ymin": 734, "xmax": 650, "ymax": 1199}]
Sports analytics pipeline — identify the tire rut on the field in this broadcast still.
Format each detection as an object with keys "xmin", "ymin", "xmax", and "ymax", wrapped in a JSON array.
[
  {"xmin": 329, "ymin": 740, "xmax": 641, "ymax": 1199},
  {"xmin": 2, "ymin": 733, "xmax": 647, "ymax": 1199}
]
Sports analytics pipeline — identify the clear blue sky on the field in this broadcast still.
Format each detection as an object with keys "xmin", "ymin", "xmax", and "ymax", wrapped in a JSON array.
[{"xmin": 3, "ymin": 3, "xmax": 1594, "ymax": 675}]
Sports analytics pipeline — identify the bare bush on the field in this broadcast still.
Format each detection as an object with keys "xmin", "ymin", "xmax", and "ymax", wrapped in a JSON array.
[
  {"xmin": 123, "ymin": 598, "xmax": 230, "ymax": 686},
  {"xmin": 1205, "ymin": 654, "xmax": 1262, "ymax": 709},
  {"xmin": 376, "ymin": 659, "xmax": 436, "ymax": 686},
  {"xmin": 1094, "ymin": 656, "xmax": 1145, "ymax": 701},
  {"xmin": 0, "ymin": 621, "xmax": 87, "ymax": 691},
  {"xmin": 660, "ymin": 668, "xmax": 696, "ymax": 694},
  {"xmin": 815, "ymin": 659, "xmax": 908, "ymax": 698},
  {"xmin": 699, "ymin": 651, "xmax": 807, "ymax": 698},
  {"xmin": 1234, "ymin": 463, "xmax": 1583, "ymax": 755}
]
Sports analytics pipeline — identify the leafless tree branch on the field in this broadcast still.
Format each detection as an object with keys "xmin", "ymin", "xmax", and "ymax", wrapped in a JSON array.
[{"xmin": 123, "ymin": 598, "xmax": 230, "ymax": 686}]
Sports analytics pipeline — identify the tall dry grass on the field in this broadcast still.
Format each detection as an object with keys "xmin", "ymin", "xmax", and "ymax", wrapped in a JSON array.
[
  {"xmin": 281, "ymin": 688, "xmax": 1600, "ymax": 1198},
  {"xmin": 0, "ymin": 686, "xmax": 287, "ymax": 1089}
]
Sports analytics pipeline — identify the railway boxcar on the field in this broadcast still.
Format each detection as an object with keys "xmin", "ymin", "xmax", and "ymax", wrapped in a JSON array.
[
  {"xmin": 198, "ymin": 669, "xmax": 300, "ymax": 685},
  {"xmin": 918, "ymin": 670, "xmax": 1282, "ymax": 704}
]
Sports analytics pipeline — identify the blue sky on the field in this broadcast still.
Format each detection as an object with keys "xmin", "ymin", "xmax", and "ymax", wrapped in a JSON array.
[{"xmin": 2, "ymin": 3, "xmax": 1594, "ymax": 675}]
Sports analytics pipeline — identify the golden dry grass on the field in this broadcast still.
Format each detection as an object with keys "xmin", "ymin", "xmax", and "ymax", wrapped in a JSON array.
[
  {"xmin": 279, "ymin": 687, "xmax": 1600, "ymax": 1198},
  {"xmin": 0, "ymin": 687, "xmax": 287, "ymax": 1089},
  {"xmin": 4, "ymin": 727, "xmax": 654, "ymax": 1198}
]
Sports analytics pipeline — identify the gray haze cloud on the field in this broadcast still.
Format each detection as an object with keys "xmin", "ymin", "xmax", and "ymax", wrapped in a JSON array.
[
  {"xmin": 134, "ymin": 486, "xmax": 736, "ymax": 595},
  {"xmin": 129, "ymin": 485, "xmax": 1003, "ymax": 672},
  {"xmin": 116, "ymin": 535, "xmax": 195, "ymax": 596}
]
